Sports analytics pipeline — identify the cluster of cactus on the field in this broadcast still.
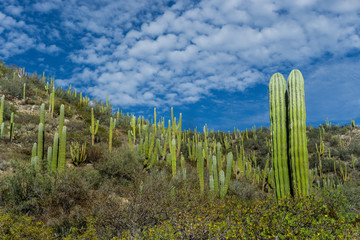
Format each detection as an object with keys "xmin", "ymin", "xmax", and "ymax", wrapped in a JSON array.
[
  {"xmin": 351, "ymin": 120, "xmax": 355, "ymax": 128},
  {"xmin": 31, "ymin": 103, "xmax": 66, "ymax": 172},
  {"xmin": 70, "ymin": 142, "xmax": 87, "ymax": 166},
  {"xmin": 269, "ymin": 69, "xmax": 309, "ymax": 199}
]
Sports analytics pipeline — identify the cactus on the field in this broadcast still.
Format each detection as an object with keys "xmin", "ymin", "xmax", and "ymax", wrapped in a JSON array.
[
  {"xmin": 9, "ymin": 112, "xmax": 14, "ymax": 141},
  {"xmin": 23, "ymin": 83, "xmax": 26, "ymax": 101},
  {"xmin": 47, "ymin": 147, "xmax": 52, "ymax": 172},
  {"xmin": 0, "ymin": 95, "xmax": 4, "ymax": 128},
  {"xmin": 219, "ymin": 170, "xmax": 225, "ymax": 199},
  {"xmin": 171, "ymin": 139, "xmax": 176, "ymax": 177},
  {"xmin": 51, "ymin": 133, "xmax": 59, "ymax": 171},
  {"xmin": 58, "ymin": 126, "xmax": 67, "ymax": 171},
  {"xmin": 90, "ymin": 108, "xmax": 99, "ymax": 145},
  {"xmin": 181, "ymin": 154, "xmax": 186, "ymax": 181},
  {"xmin": 269, "ymin": 70, "xmax": 309, "ymax": 199},
  {"xmin": 58, "ymin": 104, "xmax": 65, "ymax": 140},
  {"xmin": 0, "ymin": 122, "xmax": 4, "ymax": 138},
  {"xmin": 109, "ymin": 117, "xmax": 116, "ymax": 152},
  {"xmin": 197, "ymin": 142, "xmax": 204, "ymax": 194},
  {"xmin": 37, "ymin": 123, "xmax": 45, "ymax": 169},
  {"xmin": 224, "ymin": 152, "xmax": 233, "ymax": 197},
  {"xmin": 31, "ymin": 143, "xmax": 38, "ymax": 167},
  {"xmin": 351, "ymin": 120, "xmax": 355, "ymax": 129},
  {"xmin": 287, "ymin": 69, "xmax": 309, "ymax": 197},
  {"xmin": 269, "ymin": 73, "xmax": 291, "ymax": 199},
  {"xmin": 209, "ymin": 175, "xmax": 215, "ymax": 198},
  {"xmin": 130, "ymin": 115, "xmax": 136, "ymax": 144},
  {"xmin": 70, "ymin": 142, "xmax": 87, "ymax": 166},
  {"xmin": 40, "ymin": 103, "xmax": 45, "ymax": 126}
]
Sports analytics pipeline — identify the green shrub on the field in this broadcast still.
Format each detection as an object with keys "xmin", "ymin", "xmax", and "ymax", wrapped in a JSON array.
[
  {"xmin": 0, "ymin": 210, "xmax": 53, "ymax": 239},
  {"xmin": 0, "ymin": 162, "xmax": 54, "ymax": 215},
  {"xmin": 94, "ymin": 148, "xmax": 144, "ymax": 185}
]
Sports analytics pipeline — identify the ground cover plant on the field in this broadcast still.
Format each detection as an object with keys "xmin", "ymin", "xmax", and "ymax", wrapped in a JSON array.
[{"xmin": 0, "ymin": 60, "xmax": 359, "ymax": 239}]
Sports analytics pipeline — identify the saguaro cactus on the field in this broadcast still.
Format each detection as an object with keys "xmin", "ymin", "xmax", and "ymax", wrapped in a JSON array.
[
  {"xmin": 109, "ymin": 117, "xmax": 116, "ymax": 152},
  {"xmin": 269, "ymin": 69, "xmax": 309, "ymax": 199},
  {"xmin": 37, "ymin": 123, "xmax": 44, "ymax": 168},
  {"xmin": 269, "ymin": 73, "xmax": 290, "ymax": 199},
  {"xmin": 9, "ymin": 112, "xmax": 14, "ymax": 141},
  {"xmin": 90, "ymin": 108, "xmax": 99, "ymax": 145},
  {"xmin": 58, "ymin": 126, "xmax": 67, "ymax": 171},
  {"xmin": 0, "ymin": 95, "xmax": 4, "ymax": 128},
  {"xmin": 287, "ymin": 69, "xmax": 309, "ymax": 197}
]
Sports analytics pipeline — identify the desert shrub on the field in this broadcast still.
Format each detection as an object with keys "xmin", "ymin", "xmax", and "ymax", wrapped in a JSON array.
[
  {"xmin": 94, "ymin": 148, "xmax": 144, "ymax": 185},
  {"xmin": 134, "ymin": 195, "xmax": 360, "ymax": 239},
  {"xmin": 86, "ymin": 144, "xmax": 105, "ymax": 164},
  {"xmin": 0, "ymin": 162, "xmax": 54, "ymax": 215},
  {"xmin": 0, "ymin": 210, "xmax": 53, "ymax": 239}
]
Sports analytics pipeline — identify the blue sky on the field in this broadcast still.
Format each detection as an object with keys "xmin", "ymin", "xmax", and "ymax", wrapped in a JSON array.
[{"xmin": 1, "ymin": 0, "xmax": 360, "ymax": 131}]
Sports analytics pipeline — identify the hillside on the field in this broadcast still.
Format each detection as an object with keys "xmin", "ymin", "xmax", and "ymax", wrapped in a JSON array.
[{"xmin": 0, "ymin": 61, "xmax": 359, "ymax": 239}]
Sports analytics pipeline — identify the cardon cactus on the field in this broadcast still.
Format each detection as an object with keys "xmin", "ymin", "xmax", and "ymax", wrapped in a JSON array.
[
  {"xmin": 51, "ymin": 132, "xmax": 59, "ymax": 171},
  {"xmin": 269, "ymin": 69, "xmax": 309, "ymax": 199},
  {"xmin": 9, "ymin": 112, "xmax": 15, "ymax": 141},
  {"xmin": 90, "ymin": 108, "xmax": 99, "ymax": 145},
  {"xmin": 0, "ymin": 95, "xmax": 4, "ymax": 128},
  {"xmin": 37, "ymin": 123, "xmax": 45, "ymax": 169},
  {"xmin": 58, "ymin": 126, "xmax": 67, "ymax": 171},
  {"xmin": 287, "ymin": 70, "xmax": 309, "ymax": 197},
  {"xmin": 269, "ymin": 73, "xmax": 290, "ymax": 199}
]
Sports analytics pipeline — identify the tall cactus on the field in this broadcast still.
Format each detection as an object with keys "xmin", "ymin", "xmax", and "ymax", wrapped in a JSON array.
[
  {"xmin": 197, "ymin": 142, "xmax": 204, "ymax": 194},
  {"xmin": 51, "ymin": 132, "xmax": 59, "ymax": 171},
  {"xmin": 269, "ymin": 73, "xmax": 290, "ymax": 199},
  {"xmin": 269, "ymin": 70, "xmax": 309, "ymax": 199},
  {"xmin": 58, "ymin": 104, "xmax": 65, "ymax": 140},
  {"xmin": 37, "ymin": 123, "xmax": 45, "ymax": 169},
  {"xmin": 23, "ymin": 83, "xmax": 26, "ymax": 101},
  {"xmin": 58, "ymin": 126, "xmax": 67, "ymax": 171},
  {"xmin": 0, "ymin": 95, "xmax": 4, "ymax": 128},
  {"xmin": 109, "ymin": 117, "xmax": 116, "ymax": 152},
  {"xmin": 287, "ymin": 69, "xmax": 309, "ymax": 197},
  {"xmin": 9, "ymin": 112, "xmax": 14, "ymax": 141},
  {"xmin": 90, "ymin": 108, "xmax": 99, "ymax": 145}
]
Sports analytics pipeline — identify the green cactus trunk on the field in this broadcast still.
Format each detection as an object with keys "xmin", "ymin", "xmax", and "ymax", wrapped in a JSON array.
[
  {"xmin": 59, "ymin": 104, "xmax": 65, "ymax": 140},
  {"xmin": 9, "ymin": 112, "xmax": 14, "ymax": 141},
  {"xmin": 0, "ymin": 95, "xmax": 4, "ymax": 129},
  {"xmin": 269, "ymin": 73, "xmax": 291, "ymax": 199},
  {"xmin": 287, "ymin": 70, "xmax": 309, "ymax": 197},
  {"xmin": 58, "ymin": 126, "xmax": 67, "ymax": 171},
  {"xmin": 197, "ymin": 142, "xmax": 204, "ymax": 194},
  {"xmin": 51, "ymin": 132, "xmax": 59, "ymax": 171},
  {"xmin": 90, "ymin": 108, "xmax": 99, "ymax": 145},
  {"xmin": 37, "ymin": 123, "xmax": 45, "ymax": 170}
]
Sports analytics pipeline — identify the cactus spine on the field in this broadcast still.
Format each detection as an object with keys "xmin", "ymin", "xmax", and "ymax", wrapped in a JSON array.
[
  {"xmin": 90, "ymin": 108, "xmax": 99, "ymax": 145},
  {"xmin": 58, "ymin": 126, "xmax": 67, "ymax": 171},
  {"xmin": 269, "ymin": 70, "xmax": 309, "ymax": 199}
]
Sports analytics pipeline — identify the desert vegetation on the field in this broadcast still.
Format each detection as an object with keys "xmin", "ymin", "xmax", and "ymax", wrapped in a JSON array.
[{"xmin": 0, "ymin": 60, "xmax": 359, "ymax": 239}]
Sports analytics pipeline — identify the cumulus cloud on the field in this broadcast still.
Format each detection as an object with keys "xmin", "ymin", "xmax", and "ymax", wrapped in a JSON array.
[
  {"xmin": 1, "ymin": 0, "xmax": 360, "ymax": 122},
  {"xmin": 54, "ymin": 0, "xmax": 359, "ymax": 109}
]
